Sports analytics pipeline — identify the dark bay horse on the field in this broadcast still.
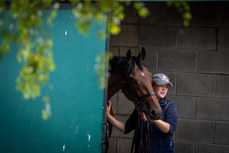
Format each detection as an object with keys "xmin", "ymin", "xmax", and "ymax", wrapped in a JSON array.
[
  {"xmin": 105, "ymin": 48, "xmax": 162, "ymax": 152},
  {"xmin": 108, "ymin": 48, "xmax": 162, "ymax": 121}
]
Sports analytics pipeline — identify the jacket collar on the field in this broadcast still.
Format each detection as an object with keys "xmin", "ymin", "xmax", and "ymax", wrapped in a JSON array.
[{"xmin": 159, "ymin": 97, "xmax": 166, "ymax": 106}]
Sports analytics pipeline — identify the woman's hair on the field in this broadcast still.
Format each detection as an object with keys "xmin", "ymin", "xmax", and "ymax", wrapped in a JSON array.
[{"xmin": 152, "ymin": 82, "xmax": 156, "ymax": 87}]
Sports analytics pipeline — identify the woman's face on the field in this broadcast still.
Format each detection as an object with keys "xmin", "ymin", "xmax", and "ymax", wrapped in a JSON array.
[{"xmin": 153, "ymin": 84, "xmax": 169, "ymax": 100}]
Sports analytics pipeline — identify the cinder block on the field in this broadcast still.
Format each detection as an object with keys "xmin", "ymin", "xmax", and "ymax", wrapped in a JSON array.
[
  {"xmin": 197, "ymin": 51, "xmax": 229, "ymax": 74},
  {"xmin": 122, "ymin": 5, "xmax": 139, "ymax": 24},
  {"xmin": 215, "ymin": 122, "xmax": 229, "ymax": 144},
  {"xmin": 110, "ymin": 25, "xmax": 138, "ymax": 47},
  {"xmin": 119, "ymin": 47, "xmax": 139, "ymax": 57},
  {"xmin": 139, "ymin": 3, "xmax": 159, "ymax": 25},
  {"xmin": 158, "ymin": 48, "xmax": 196, "ymax": 72},
  {"xmin": 118, "ymin": 92, "xmax": 135, "ymax": 115},
  {"xmin": 195, "ymin": 144, "xmax": 229, "ymax": 153},
  {"xmin": 139, "ymin": 26, "xmax": 177, "ymax": 48},
  {"xmin": 109, "ymin": 46, "xmax": 119, "ymax": 56},
  {"xmin": 110, "ymin": 115, "xmax": 134, "ymax": 138},
  {"xmin": 176, "ymin": 120, "xmax": 215, "ymax": 143},
  {"xmin": 216, "ymin": 75, "xmax": 229, "ymax": 98},
  {"xmin": 218, "ymin": 28, "xmax": 229, "ymax": 50},
  {"xmin": 141, "ymin": 47, "xmax": 157, "ymax": 72},
  {"xmin": 156, "ymin": 3, "xmax": 184, "ymax": 26},
  {"xmin": 174, "ymin": 143, "xmax": 194, "ymax": 153},
  {"xmin": 108, "ymin": 137, "xmax": 116, "ymax": 153},
  {"xmin": 140, "ymin": 3, "xmax": 198, "ymax": 26},
  {"xmin": 199, "ymin": 5, "xmax": 229, "ymax": 28},
  {"xmin": 178, "ymin": 28, "xmax": 216, "ymax": 50},
  {"xmin": 197, "ymin": 97, "xmax": 229, "ymax": 121},
  {"xmin": 117, "ymin": 138, "xmax": 133, "ymax": 153},
  {"xmin": 168, "ymin": 96, "xmax": 196, "ymax": 119},
  {"xmin": 177, "ymin": 73, "xmax": 215, "ymax": 97}
]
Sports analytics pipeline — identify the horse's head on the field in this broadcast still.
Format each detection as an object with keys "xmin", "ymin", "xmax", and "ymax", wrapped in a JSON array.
[{"xmin": 121, "ymin": 48, "xmax": 162, "ymax": 121}]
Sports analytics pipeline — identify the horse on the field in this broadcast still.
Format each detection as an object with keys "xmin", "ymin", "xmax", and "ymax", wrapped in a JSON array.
[
  {"xmin": 108, "ymin": 47, "xmax": 161, "ymax": 121},
  {"xmin": 105, "ymin": 47, "xmax": 162, "ymax": 152}
]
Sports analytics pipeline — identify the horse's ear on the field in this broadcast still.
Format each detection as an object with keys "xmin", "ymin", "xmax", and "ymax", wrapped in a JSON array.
[
  {"xmin": 137, "ymin": 47, "xmax": 146, "ymax": 61},
  {"xmin": 126, "ymin": 49, "xmax": 132, "ymax": 64}
]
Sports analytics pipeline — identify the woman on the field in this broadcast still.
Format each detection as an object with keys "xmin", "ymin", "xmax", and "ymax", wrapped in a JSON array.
[{"xmin": 107, "ymin": 73, "xmax": 178, "ymax": 153}]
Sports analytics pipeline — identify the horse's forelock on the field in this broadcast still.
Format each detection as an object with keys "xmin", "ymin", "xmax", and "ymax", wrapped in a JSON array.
[
  {"xmin": 109, "ymin": 56, "xmax": 145, "ymax": 74},
  {"xmin": 127, "ymin": 58, "xmax": 144, "ymax": 74},
  {"xmin": 128, "ymin": 61, "xmax": 135, "ymax": 74},
  {"xmin": 136, "ymin": 59, "xmax": 144, "ymax": 71}
]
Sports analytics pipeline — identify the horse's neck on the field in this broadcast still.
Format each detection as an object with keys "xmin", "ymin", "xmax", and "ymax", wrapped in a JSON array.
[{"xmin": 108, "ymin": 73, "xmax": 122, "ymax": 100}]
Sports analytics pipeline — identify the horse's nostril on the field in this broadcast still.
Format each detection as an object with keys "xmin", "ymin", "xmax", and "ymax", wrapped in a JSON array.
[
  {"xmin": 151, "ymin": 109, "xmax": 157, "ymax": 117},
  {"xmin": 150, "ymin": 109, "xmax": 162, "ymax": 120}
]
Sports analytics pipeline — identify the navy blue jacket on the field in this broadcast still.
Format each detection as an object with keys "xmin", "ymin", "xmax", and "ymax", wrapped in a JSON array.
[{"xmin": 124, "ymin": 98, "xmax": 178, "ymax": 153}]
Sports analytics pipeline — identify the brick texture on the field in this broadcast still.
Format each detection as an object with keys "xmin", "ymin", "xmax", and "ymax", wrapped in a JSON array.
[
  {"xmin": 168, "ymin": 96, "xmax": 196, "ymax": 119},
  {"xmin": 118, "ymin": 92, "xmax": 135, "ymax": 115},
  {"xmin": 177, "ymin": 73, "xmax": 215, "ymax": 97},
  {"xmin": 108, "ymin": 2, "xmax": 229, "ymax": 153},
  {"xmin": 117, "ymin": 138, "xmax": 132, "ymax": 153},
  {"xmin": 197, "ymin": 51, "xmax": 229, "ymax": 74},
  {"xmin": 218, "ymin": 28, "xmax": 229, "ymax": 50},
  {"xmin": 199, "ymin": 5, "xmax": 229, "ymax": 27},
  {"xmin": 110, "ymin": 25, "xmax": 138, "ymax": 47},
  {"xmin": 216, "ymin": 75, "xmax": 229, "ymax": 98},
  {"xmin": 175, "ymin": 120, "xmax": 215, "ymax": 143},
  {"xmin": 215, "ymin": 122, "xmax": 229, "ymax": 144},
  {"xmin": 108, "ymin": 137, "xmax": 116, "ymax": 153},
  {"xmin": 158, "ymin": 48, "xmax": 196, "ymax": 72},
  {"xmin": 178, "ymin": 28, "xmax": 216, "ymax": 50},
  {"xmin": 174, "ymin": 143, "xmax": 194, "ymax": 153},
  {"xmin": 195, "ymin": 144, "xmax": 229, "ymax": 153},
  {"xmin": 197, "ymin": 97, "xmax": 229, "ymax": 121},
  {"xmin": 139, "ymin": 26, "xmax": 177, "ymax": 48},
  {"xmin": 141, "ymin": 47, "xmax": 157, "ymax": 72},
  {"xmin": 140, "ymin": 3, "xmax": 199, "ymax": 26}
]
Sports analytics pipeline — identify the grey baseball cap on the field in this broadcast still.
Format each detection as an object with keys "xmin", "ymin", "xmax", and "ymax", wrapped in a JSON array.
[{"xmin": 152, "ymin": 73, "xmax": 173, "ymax": 87}]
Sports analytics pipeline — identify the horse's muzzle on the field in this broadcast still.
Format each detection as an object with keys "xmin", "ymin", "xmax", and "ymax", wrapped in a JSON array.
[{"xmin": 149, "ymin": 108, "xmax": 162, "ymax": 121}]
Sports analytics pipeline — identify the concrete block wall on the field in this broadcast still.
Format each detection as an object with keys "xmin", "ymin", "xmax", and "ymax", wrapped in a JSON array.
[{"xmin": 108, "ymin": 2, "xmax": 229, "ymax": 153}]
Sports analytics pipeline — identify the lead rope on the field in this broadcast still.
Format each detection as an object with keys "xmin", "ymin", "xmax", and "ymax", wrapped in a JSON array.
[
  {"xmin": 147, "ymin": 122, "xmax": 151, "ymax": 153},
  {"xmin": 139, "ymin": 120, "xmax": 145, "ymax": 153},
  {"xmin": 131, "ymin": 117, "xmax": 140, "ymax": 153}
]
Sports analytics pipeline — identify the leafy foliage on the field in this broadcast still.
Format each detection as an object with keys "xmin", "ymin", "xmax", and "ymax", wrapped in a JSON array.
[
  {"xmin": 95, "ymin": 52, "xmax": 113, "ymax": 89},
  {"xmin": 0, "ymin": 0, "xmax": 190, "ymax": 120},
  {"xmin": 0, "ymin": 0, "xmax": 58, "ymax": 120},
  {"xmin": 167, "ymin": 0, "xmax": 192, "ymax": 26}
]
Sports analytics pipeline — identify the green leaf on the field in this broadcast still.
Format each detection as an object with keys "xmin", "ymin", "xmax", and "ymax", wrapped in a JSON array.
[{"xmin": 183, "ymin": 12, "xmax": 192, "ymax": 20}]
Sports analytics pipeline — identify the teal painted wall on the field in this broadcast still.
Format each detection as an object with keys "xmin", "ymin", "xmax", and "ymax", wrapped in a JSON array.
[{"xmin": 0, "ymin": 10, "xmax": 105, "ymax": 153}]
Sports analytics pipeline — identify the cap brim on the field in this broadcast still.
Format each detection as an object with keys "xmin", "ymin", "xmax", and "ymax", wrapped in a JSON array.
[{"xmin": 156, "ymin": 80, "xmax": 173, "ymax": 87}]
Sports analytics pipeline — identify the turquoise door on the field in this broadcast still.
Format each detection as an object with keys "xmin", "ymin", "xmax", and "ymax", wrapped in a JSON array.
[{"xmin": 0, "ymin": 9, "xmax": 106, "ymax": 153}]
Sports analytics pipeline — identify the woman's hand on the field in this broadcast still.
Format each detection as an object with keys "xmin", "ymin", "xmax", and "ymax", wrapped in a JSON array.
[
  {"xmin": 140, "ymin": 112, "xmax": 148, "ymax": 122},
  {"xmin": 106, "ymin": 100, "xmax": 112, "ymax": 119},
  {"xmin": 140, "ymin": 112, "xmax": 170, "ymax": 133}
]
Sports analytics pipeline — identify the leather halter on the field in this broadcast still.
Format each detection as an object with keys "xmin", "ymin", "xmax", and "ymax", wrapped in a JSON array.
[{"xmin": 120, "ymin": 62, "xmax": 155, "ymax": 119}]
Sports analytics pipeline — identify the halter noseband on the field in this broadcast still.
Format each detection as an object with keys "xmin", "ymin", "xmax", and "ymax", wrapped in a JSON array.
[{"xmin": 121, "ymin": 80, "xmax": 155, "ymax": 109}]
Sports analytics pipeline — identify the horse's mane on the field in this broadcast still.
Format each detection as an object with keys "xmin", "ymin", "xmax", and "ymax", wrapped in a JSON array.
[{"xmin": 109, "ymin": 56, "xmax": 144, "ymax": 74}]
